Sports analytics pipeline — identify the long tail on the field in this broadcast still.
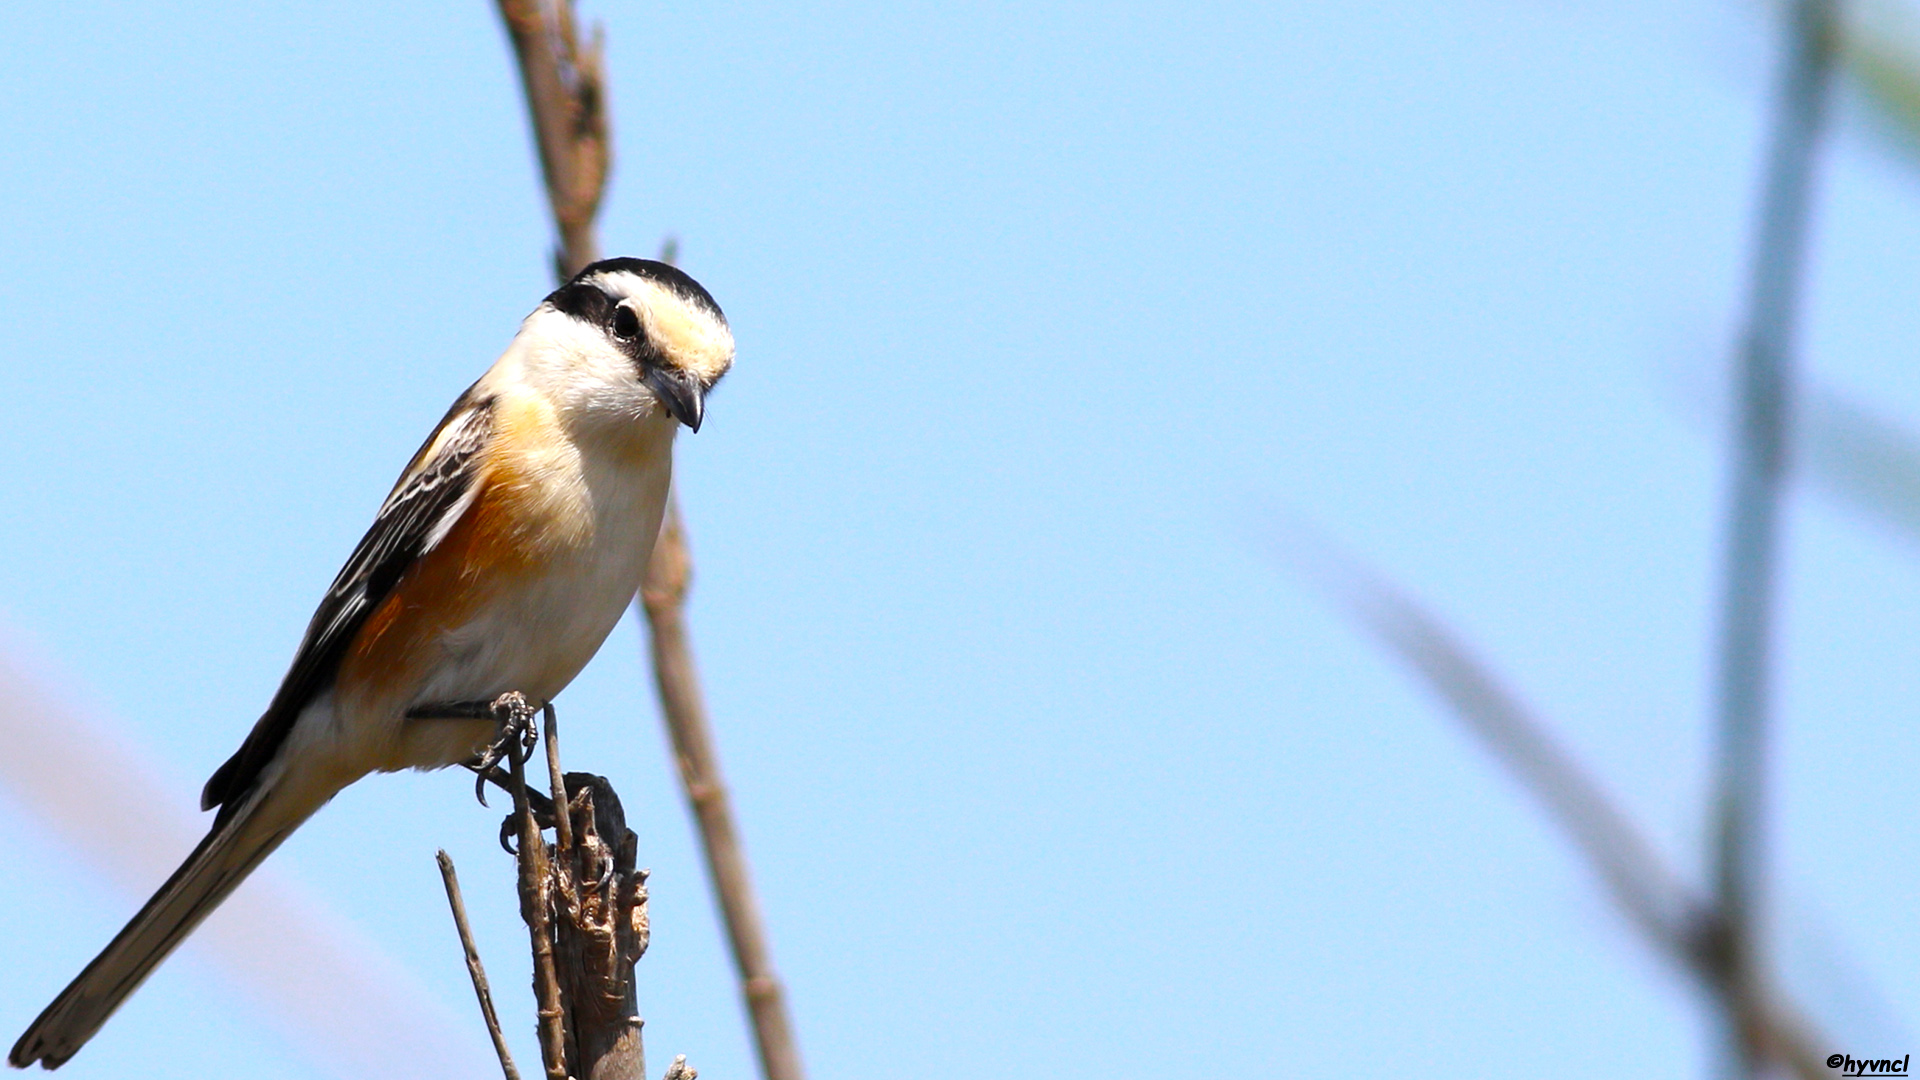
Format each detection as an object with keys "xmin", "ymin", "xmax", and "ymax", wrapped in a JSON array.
[{"xmin": 9, "ymin": 781, "xmax": 314, "ymax": 1070}]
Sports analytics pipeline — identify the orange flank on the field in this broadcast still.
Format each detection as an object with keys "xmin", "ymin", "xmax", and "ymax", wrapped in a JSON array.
[{"xmin": 336, "ymin": 392, "xmax": 579, "ymax": 706}]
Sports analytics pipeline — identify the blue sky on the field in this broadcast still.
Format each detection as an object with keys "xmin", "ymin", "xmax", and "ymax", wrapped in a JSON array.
[{"xmin": 1, "ymin": 1, "xmax": 1918, "ymax": 1077}]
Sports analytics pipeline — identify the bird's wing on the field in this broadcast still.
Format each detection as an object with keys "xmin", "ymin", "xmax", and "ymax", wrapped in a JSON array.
[{"xmin": 201, "ymin": 388, "xmax": 497, "ymax": 818}]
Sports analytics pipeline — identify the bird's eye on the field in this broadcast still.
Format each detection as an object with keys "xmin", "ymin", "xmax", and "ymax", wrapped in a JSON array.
[{"xmin": 613, "ymin": 307, "xmax": 640, "ymax": 340}]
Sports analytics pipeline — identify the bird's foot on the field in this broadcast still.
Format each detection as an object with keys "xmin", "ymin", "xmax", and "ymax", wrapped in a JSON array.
[
  {"xmin": 478, "ymin": 691, "xmax": 541, "ymax": 772},
  {"xmin": 412, "ymin": 691, "xmax": 546, "ymax": 809},
  {"xmin": 480, "ymin": 694, "xmax": 561, "ymax": 852},
  {"xmin": 414, "ymin": 693, "xmax": 562, "ymax": 851}
]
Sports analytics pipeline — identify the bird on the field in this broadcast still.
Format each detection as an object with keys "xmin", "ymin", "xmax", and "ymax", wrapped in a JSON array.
[{"xmin": 10, "ymin": 256, "xmax": 734, "ymax": 1070}]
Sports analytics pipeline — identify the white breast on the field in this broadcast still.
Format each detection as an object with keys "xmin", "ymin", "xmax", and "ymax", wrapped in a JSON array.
[{"xmin": 391, "ymin": 414, "xmax": 677, "ymax": 771}]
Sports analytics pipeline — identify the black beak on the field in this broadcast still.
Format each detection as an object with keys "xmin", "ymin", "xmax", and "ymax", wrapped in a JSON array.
[{"xmin": 646, "ymin": 367, "xmax": 705, "ymax": 432}]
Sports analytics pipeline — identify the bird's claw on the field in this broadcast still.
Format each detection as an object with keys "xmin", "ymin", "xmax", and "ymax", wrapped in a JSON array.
[
  {"xmin": 455, "ymin": 692, "xmax": 543, "ymax": 807},
  {"xmin": 486, "ymin": 691, "xmax": 541, "ymax": 764},
  {"xmin": 497, "ymin": 795, "xmax": 563, "ymax": 854}
]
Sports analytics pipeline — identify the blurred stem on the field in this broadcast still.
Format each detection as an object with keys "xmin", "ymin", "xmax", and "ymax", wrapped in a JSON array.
[
  {"xmin": 1274, "ymin": 524, "xmax": 1837, "ymax": 1080},
  {"xmin": 1711, "ymin": 0, "xmax": 1837, "ymax": 1075},
  {"xmin": 1843, "ymin": 10, "xmax": 1920, "ymax": 168}
]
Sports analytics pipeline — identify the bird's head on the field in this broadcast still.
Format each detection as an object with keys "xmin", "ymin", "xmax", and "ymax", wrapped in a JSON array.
[{"xmin": 527, "ymin": 257, "xmax": 734, "ymax": 433}]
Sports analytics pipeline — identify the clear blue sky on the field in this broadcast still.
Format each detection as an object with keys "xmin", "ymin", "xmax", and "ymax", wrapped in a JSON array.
[{"xmin": 1, "ymin": 1, "xmax": 1917, "ymax": 1077}]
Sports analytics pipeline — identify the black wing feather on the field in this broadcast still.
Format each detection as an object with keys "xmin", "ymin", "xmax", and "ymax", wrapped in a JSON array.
[{"xmin": 201, "ymin": 390, "xmax": 496, "ymax": 819}]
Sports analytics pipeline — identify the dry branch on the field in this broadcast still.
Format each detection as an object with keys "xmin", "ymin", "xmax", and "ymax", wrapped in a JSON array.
[
  {"xmin": 544, "ymin": 706, "xmax": 650, "ymax": 1080},
  {"xmin": 437, "ymin": 850, "xmax": 523, "ymax": 1080},
  {"xmin": 495, "ymin": 0, "xmax": 606, "ymax": 278},
  {"xmin": 641, "ymin": 508, "xmax": 805, "ymax": 1080},
  {"xmin": 500, "ymin": 695, "xmax": 570, "ymax": 1080},
  {"xmin": 490, "ymin": 2, "xmax": 807, "ymax": 1076},
  {"xmin": 547, "ymin": 770, "xmax": 649, "ymax": 1080},
  {"xmin": 462, "ymin": 693, "xmax": 656, "ymax": 1080}
]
